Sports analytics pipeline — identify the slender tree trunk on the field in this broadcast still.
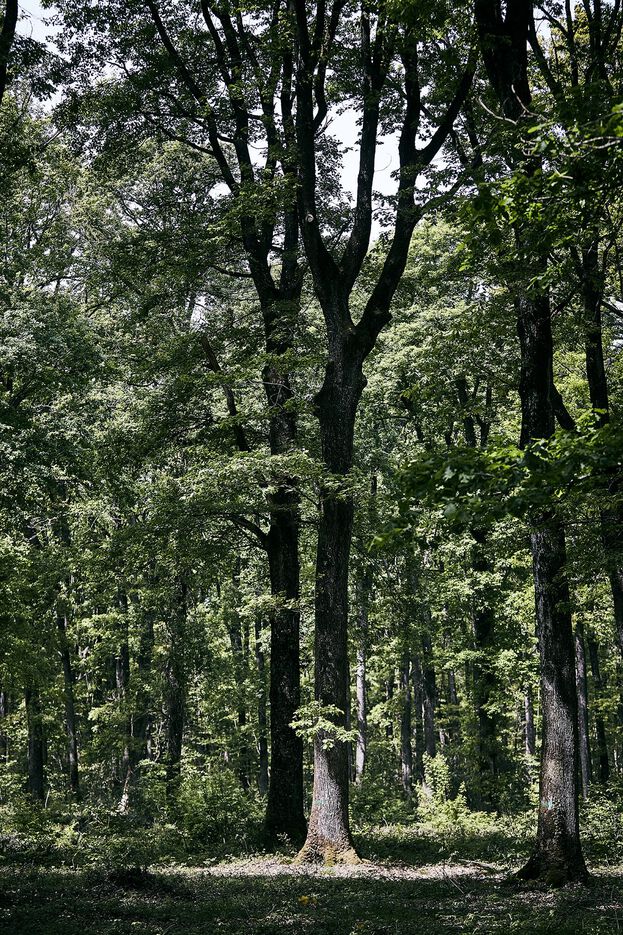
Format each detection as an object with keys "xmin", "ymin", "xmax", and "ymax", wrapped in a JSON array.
[
  {"xmin": 580, "ymin": 242, "xmax": 623, "ymax": 662},
  {"xmin": 412, "ymin": 656, "xmax": 426, "ymax": 784},
  {"xmin": 0, "ymin": 690, "xmax": 8, "ymax": 760},
  {"xmin": 524, "ymin": 686, "xmax": 536, "ymax": 757},
  {"xmin": 587, "ymin": 636, "xmax": 610, "ymax": 785},
  {"xmin": 165, "ymin": 585, "xmax": 187, "ymax": 801},
  {"xmin": 255, "ymin": 617, "xmax": 269, "ymax": 797},
  {"xmin": 115, "ymin": 588, "xmax": 133, "ymax": 810},
  {"xmin": 226, "ymin": 576, "xmax": 250, "ymax": 793},
  {"xmin": 400, "ymin": 653, "xmax": 413, "ymax": 798},
  {"xmin": 385, "ymin": 665, "xmax": 395, "ymax": 740},
  {"xmin": 575, "ymin": 623, "xmax": 591, "ymax": 799},
  {"xmin": 57, "ymin": 612, "xmax": 80, "ymax": 798},
  {"xmin": 132, "ymin": 610, "xmax": 155, "ymax": 771},
  {"xmin": 25, "ymin": 688, "xmax": 45, "ymax": 802},
  {"xmin": 471, "ymin": 528, "xmax": 498, "ymax": 809},
  {"xmin": 354, "ymin": 575, "xmax": 369, "ymax": 783},
  {"xmin": 422, "ymin": 630, "xmax": 437, "ymax": 759}
]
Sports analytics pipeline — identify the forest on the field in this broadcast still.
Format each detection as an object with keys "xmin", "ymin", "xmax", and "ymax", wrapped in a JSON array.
[{"xmin": 1, "ymin": 0, "xmax": 623, "ymax": 931}]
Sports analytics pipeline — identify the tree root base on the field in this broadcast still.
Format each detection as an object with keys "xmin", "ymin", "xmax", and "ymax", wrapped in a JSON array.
[
  {"xmin": 295, "ymin": 841, "xmax": 361, "ymax": 866},
  {"xmin": 514, "ymin": 852, "xmax": 590, "ymax": 888}
]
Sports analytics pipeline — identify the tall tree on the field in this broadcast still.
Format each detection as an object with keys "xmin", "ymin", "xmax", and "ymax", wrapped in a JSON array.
[{"xmin": 474, "ymin": 0, "xmax": 588, "ymax": 883}]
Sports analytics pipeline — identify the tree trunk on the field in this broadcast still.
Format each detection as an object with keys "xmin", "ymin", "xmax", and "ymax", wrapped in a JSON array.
[
  {"xmin": 298, "ymin": 377, "xmax": 362, "ymax": 864},
  {"xmin": 587, "ymin": 636, "xmax": 610, "ymax": 785},
  {"xmin": 399, "ymin": 653, "xmax": 413, "ymax": 798},
  {"xmin": 0, "ymin": 690, "xmax": 8, "ymax": 760},
  {"xmin": 579, "ymin": 242, "xmax": 623, "ymax": 663},
  {"xmin": 524, "ymin": 686, "xmax": 536, "ymax": 757},
  {"xmin": 25, "ymin": 688, "xmax": 45, "ymax": 802},
  {"xmin": 354, "ymin": 575, "xmax": 369, "ymax": 783},
  {"xmin": 255, "ymin": 617, "xmax": 269, "ymax": 797},
  {"xmin": 412, "ymin": 656, "xmax": 426, "ymax": 784},
  {"xmin": 264, "ymin": 493, "xmax": 306, "ymax": 842},
  {"xmin": 422, "ymin": 630, "xmax": 437, "ymax": 759},
  {"xmin": 517, "ymin": 520, "xmax": 587, "ymax": 883},
  {"xmin": 253, "ymin": 267, "xmax": 306, "ymax": 842},
  {"xmin": 474, "ymin": 0, "xmax": 588, "ymax": 880},
  {"xmin": 165, "ymin": 585, "xmax": 187, "ymax": 801},
  {"xmin": 574, "ymin": 623, "xmax": 591, "ymax": 799},
  {"xmin": 385, "ymin": 665, "xmax": 395, "ymax": 740},
  {"xmin": 226, "ymin": 575, "xmax": 250, "ymax": 793},
  {"xmin": 57, "ymin": 612, "xmax": 80, "ymax": 798},
  {"xmin": 471, "ymin": 527, "xmax": 498, "ymax": 809},
  {"xmin": 115, "ymin": 589, "xmax": 132, "ymax": 809}
]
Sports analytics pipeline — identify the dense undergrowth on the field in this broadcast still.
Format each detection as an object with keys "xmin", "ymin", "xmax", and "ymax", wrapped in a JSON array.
[{"xmin": 1, "ymin": 774, "xmax": 622, "ymax": 873}]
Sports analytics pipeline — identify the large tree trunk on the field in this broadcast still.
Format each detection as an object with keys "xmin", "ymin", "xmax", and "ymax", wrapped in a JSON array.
[
  {"xmin": 261, "ymin": 301, "xmax": 306, "ymax": 843},
  {"xmin": 298, "ymin": 371, "xmax": 362, "ymax": 864},
  {"xmin": 574, "ymin": 623, "xmax": 591, "ymax": 800},
  {"xmin": 57, "ymin": 612, "xmax": 80, "ymax": 798},
  {"xmin": 264, "ymin": 489, "xmax": 306, "ymax": 842},
  {"xmin": 517, "ymin": 520, "xmax": 587, "ymax": 883},
  {"xmin": 25, "ymin": 688, "xmax": 45, "ymax": 802}
]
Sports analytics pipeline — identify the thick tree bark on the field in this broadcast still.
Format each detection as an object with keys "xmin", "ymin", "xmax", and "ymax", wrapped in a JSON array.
[
  {"xmin": 574, "ymin": 623, "xmax": 591, "ymax": 800},
  {"xmin": 25, "ymin": 688, "xmax": 45, "ymax": 802},
  {"xmin": 57, "ymin": 612, "xmax": 80, "ymax": 798}
]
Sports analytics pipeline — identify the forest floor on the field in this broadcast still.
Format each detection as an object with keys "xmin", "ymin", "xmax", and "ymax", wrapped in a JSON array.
[{"xmin": 2, "ymin": 822, "xmax": 623, "ymax": 935}]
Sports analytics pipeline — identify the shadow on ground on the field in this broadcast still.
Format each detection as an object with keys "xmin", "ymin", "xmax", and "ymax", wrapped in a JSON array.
[{"xmin": 1, "ymin": 860, "xmax": 622, "ymax": 934}]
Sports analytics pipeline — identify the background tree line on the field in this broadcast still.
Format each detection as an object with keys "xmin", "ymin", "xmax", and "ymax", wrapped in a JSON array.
[{"xmin": 0, "ymin": 0, "xmax": 622, "ymax": 885}]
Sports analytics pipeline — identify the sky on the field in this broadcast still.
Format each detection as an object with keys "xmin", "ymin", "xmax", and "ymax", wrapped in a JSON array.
[{"xmin": 15, "ymin": 0, "xmax": 400, "ymax": 220}]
